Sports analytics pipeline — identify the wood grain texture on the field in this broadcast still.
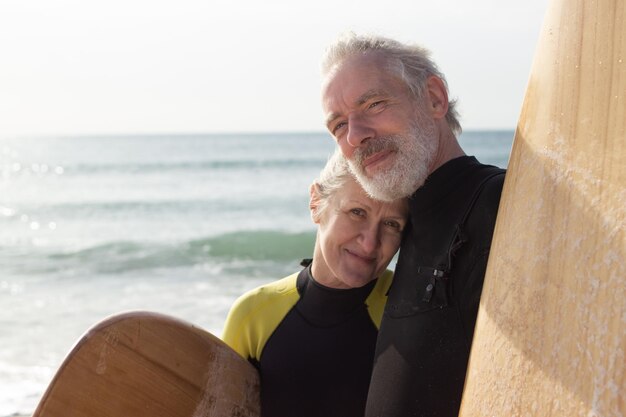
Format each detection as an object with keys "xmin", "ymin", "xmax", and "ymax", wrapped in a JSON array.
[
  {"xmin": 459, "ymin": 0, "xmax": 625, "ymax": 415},
  {"xmin": 33, "ymin": 311, "xmax": 260, "ymax": 417}
]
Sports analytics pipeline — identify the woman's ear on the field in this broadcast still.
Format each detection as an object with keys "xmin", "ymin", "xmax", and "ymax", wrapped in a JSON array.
[{"xmin": 309, "ymin": 183, "xmax": 322, "ymax": 224}]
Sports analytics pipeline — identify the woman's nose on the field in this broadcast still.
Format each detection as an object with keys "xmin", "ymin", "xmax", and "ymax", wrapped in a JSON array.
[{"xmin": 359, "ymin": 224, "xmax": 380, "ymax": 255}]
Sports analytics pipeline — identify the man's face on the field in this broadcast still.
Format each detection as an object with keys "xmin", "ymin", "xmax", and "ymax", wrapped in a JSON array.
[{"xmin": 322, "ymin": 52, "xmax": 439, "ymax": 201}]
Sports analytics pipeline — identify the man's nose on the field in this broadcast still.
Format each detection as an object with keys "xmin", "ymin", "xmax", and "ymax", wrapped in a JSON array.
[{"xmin": 346, "ymin": 115, "xmax": 375, "ymax": 149}]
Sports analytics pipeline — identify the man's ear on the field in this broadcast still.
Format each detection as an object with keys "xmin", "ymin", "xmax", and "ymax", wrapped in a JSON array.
[
  {"xmin": 309, "ymin": 183, "xmax": 322, "ymax": 224},
  {"xmin": 425, "ymin": 75, "xmax": 449, "ymax": 120}
]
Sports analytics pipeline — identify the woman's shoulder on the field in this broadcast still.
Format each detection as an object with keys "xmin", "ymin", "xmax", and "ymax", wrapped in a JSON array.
[
  {"xmin": 232, "ymin": 272, "xmax": 300, "ymax": 314},
  {"xmin": 222, "ymin": 271, "xmax": 302, "ymax": 359}
]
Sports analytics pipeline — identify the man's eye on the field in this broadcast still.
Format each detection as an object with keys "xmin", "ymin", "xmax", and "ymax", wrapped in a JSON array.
[
  {"xmin": 369, "ymin": 101, "xmax": 383, "ymax": 109},
  {"xmin": 332, "ymin": 121, "xmax": 347, "ymax": 134}
]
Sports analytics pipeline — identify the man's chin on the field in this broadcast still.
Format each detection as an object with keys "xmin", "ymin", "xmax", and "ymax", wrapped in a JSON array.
[
  {"xmin": 348, "ymin": 160, "xmax": 421, "ymax": 201},
  {"xmin": 363, "ymin": 172, "xmax": 426, "ymax": 201},
  {"xmin": 361, "ymin": 179, "xmax": 406, "ymax": 202}
]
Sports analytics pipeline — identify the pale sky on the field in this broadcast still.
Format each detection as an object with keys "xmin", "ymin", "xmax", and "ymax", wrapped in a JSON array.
[{"xmin": 0, "ymin": 0, "xmax": 549, "ymax": 136}]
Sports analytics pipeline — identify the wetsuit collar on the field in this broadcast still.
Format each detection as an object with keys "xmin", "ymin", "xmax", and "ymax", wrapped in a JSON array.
[{"xmin": 295, "ymin": 265, "xmax": 376, "ymax": 327}]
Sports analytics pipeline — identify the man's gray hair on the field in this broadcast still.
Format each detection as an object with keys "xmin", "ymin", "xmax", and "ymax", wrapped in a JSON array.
[{"xmin": 321, "ymin": 32, "xmax": 462, "ymax": 136}]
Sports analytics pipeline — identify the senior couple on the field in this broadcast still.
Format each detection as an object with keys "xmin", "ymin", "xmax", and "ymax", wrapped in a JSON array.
[{"xmin": 223, "ymin": 33, "xmax": 505, "ymax": 417}]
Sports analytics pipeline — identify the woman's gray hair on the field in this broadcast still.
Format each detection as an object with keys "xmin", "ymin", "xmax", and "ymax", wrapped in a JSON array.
[
  {"xmin": 314, "ymin": 148, "xmax": 354, "ymax": 216},
  {"xmin": 321, "ymin": 32, "xmax": 462, "ymax": 136}
]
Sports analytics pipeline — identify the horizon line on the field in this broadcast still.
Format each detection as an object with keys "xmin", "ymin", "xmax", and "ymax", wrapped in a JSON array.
[{"xmin": 0, "ymin": 128, "xmax": 516, "ymax": 140}]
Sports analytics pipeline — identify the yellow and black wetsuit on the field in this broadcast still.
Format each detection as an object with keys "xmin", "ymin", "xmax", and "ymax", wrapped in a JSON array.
[{"xmin": 222, "ymin": 263, "xmax": 393, "ymax": 417}]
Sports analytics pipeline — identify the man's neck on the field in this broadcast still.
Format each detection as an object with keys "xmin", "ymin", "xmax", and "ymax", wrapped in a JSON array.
[{"xmin": 429, "ymin": 125, "xmax": 466, "ymax": 174}]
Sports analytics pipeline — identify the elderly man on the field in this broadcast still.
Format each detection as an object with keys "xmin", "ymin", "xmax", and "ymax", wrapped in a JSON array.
[{"xmin": 321, "ymin": 33, "xmax": 506, "ymax": 417}]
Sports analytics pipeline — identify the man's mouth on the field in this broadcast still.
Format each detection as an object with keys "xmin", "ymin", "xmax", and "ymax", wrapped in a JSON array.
[{"xmin": 363, "ymin": 149, "xmax": 395, "ymax": 174}]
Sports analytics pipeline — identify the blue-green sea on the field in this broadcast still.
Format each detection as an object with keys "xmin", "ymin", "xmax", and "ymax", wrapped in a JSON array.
[{"xmin": 0, "ymin": 131, "xmax": 513, "ymax": 416}]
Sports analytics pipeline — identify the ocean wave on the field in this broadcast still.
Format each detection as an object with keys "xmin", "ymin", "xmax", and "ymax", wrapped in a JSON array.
[
  {"xmin": 190, "ymin": 230, "xmax": 316, "ymax": 261},
  {"xmin": 39, "ymin": 230, "xmax": 316, "ymax": 274}
]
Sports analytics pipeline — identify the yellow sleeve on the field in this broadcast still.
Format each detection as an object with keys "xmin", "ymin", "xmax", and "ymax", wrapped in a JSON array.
[{"xmin": 222, "ymin": 272, "xmax": 301, "ymax": 360}]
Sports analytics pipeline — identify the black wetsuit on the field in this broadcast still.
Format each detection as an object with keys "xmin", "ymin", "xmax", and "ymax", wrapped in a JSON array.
[
  {"xmin": 365, "ymin": 156, "xmax": 505, "ymax": 417},
  {"xmin": 223, "ymin": 265, "xmax": 393, "ymax": 417}
]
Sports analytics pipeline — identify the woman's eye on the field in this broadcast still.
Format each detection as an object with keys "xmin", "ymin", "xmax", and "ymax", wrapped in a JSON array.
[
  {"xmin": 350, "ymin": 208, "xmax": 365, "ymax": 217},
  {"xmin": 384, "ymin": 220, "xmax": 402, "ymax": 231}
]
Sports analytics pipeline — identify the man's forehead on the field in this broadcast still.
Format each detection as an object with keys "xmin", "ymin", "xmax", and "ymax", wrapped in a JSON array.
[
  {"xmin": 324, "ymin": 52, "xmax": 387, "ymax": 84},
  {"xmin": 324, "ymin": 57, "xmax": 384, "ymax": 98},
  {"xmin": 322, "ymin": 58, "xmax": 404, "ymax": 112}
]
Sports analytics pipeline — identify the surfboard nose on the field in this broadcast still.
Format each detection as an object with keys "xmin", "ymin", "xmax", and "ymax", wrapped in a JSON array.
[{"xmin": 32, "ymin": 311, "xmax": 261, "ymax": 417}]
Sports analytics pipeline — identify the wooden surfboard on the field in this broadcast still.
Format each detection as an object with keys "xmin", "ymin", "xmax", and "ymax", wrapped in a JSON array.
[
  {"xmin": 32, "ymin": 311, "xmax": 260, "ymax": 417},
  {"xmin": 459, "ymin": 0, "xmax": 625, "ymax": 416}
]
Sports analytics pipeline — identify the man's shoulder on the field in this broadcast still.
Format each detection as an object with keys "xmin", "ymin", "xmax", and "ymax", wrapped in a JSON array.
[
  {"xmin": 467, "ymin": 160, "xmax": 505, "ymax": 201},
  {"xmin": 464, "ymin": 165, "xmax": 505, "ymax": 235},
  {"xmin": 448, "ymin": 162, "xmax": 505, "ymax": 232},
  {"xmin": 472, "ymin": 159, "xmax": 506, "ymax": 178},
  {"xmin": 436, "ymin": 156, "xmax": 505, "ymax": 194},
  {"xmin": 476, "ymin": 165, "xmax": 505, "ymax": 202}
]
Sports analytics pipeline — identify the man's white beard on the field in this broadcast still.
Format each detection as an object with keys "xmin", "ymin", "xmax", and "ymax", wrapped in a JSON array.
[{"xmin": 348, "ymin": 119, "xmax": 438, "ymax": 202}]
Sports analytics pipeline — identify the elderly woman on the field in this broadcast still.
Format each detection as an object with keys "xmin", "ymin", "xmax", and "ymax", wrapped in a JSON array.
[{"xmin": 222, "ymin": 150, "xmax": 408, "ymax": 417}]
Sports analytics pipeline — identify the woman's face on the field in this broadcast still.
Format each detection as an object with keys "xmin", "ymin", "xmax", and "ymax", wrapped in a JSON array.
[{"xmin": 311, "ymin": 176, "xmax": 408, "ymax": 289}]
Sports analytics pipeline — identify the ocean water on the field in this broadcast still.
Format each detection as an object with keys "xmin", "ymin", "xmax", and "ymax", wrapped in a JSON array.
[{"xmin": 0, "ymin": 131, "xmax": 513, "ymax": 416}]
